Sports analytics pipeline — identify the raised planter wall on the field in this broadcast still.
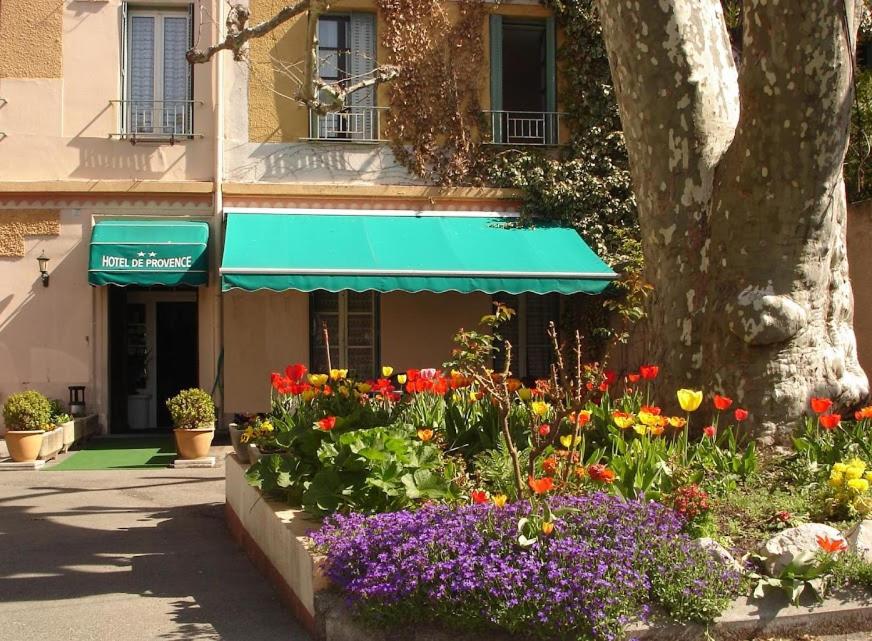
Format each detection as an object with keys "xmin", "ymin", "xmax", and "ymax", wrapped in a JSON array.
[
  {"xmin": 38, "ymin": 426, "xmax": 64, "ymax": 460},
  {"xmin": 224, "ymin": 454, "xmax": 328, "ymax": 638},
  {"xmin": 225, "ymin": 455, "xmax": 872, "ymax": 641}
]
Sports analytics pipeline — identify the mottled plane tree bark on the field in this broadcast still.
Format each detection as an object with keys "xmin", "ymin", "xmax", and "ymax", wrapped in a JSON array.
[{"xmin": 596, "ymin": 0, "xmax": 869, "ymax": 441}]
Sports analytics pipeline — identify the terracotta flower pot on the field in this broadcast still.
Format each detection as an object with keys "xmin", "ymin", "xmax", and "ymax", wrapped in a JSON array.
[
  {"xmin": 173, "ymin": 425, "xmax": 215, "ymax": 460},
  {"xmin": 5, "ymin": 430, "xmax": 45, "ymax": 462}
]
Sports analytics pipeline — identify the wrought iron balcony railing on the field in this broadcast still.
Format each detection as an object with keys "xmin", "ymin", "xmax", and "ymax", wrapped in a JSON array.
[
  {"xmin": 483, "ymin": 110, "xmax": 566, "ymax": 146},
  {"xmin": 305, "ymin": 106, "xmax": 388, "ymax": 143},
  {"xmin": 110, "ymin": 99, "xmax": 201, "ymax": 144}
]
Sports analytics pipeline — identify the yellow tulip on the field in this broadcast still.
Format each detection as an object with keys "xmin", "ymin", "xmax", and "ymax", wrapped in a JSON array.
[
  {"xmin": 612, "ymin": 411, "xmax": 635, "ymax": 429},
  {"xmin": 676, "ymin": 389, "xmax": 703, "ymax": 412},
  {"xmin": 330, "ymin": 369, "xmax": 342, "ymax": 380},
  {"xmin": 559, "ymin": 434, "xmax": 574, "ymax": 449},
  {"xmin": 397, "ymin": 374, "xmax": 407, "ymax": 385},
  {"xmin": 667, "ymin": 416, "xmax": 687, "ymax": 429},
  {"xmin": 301, "ymin": 390, "xmax": 315, "ymax": 402},
  {"xmin": 308, "ymin": 373, "xmax": 328, "ymax": 387},
  {"xmin": 468, "ymin": 390, "xmax": 478, "ymax": 403},
  {"xmin": 382, "ymin": 366, "xmax": 394, "ymax": 378},
  {"xmin": 633, "ymin": 423, "xmax": 648, "ymax": 436},
  {"xmin": 518, "ymin": 387, "xmax": 533, "ymax": 401},
  {"xmin": 356, "ymin": 382, "xmax": 372, "ymax": 394},
  {"xmin": 638, "ymin": 410, "xmax": 659, "ymax": 427},
  {"xmin": 541, "ymin": 521, "xmax": 554, "ymax": 536},
  {"xmin": 531, "ymin": 401, "xmax": 551, "ymax": 418},
  {"xmin": 261, "ymin": 421, "xmax": 273, "ymax": 432},
  {"xmin": 492, "ymin": 494, "xmax": 508, "ymax": 508}
]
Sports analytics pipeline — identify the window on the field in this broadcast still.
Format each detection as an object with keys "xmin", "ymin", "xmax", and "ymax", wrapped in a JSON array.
[
  {"xmin": 492, "ymin": 293, "xmax": 560, "ymax": 380},
  {"xmin": 122, "ymin": 4, "xmax": 193, "ymax": 140},
  {"xmin": 310, "ymin": 291, "xmax": 379, "ymax": 377},
  {"xmin": 311, "ymin": 13, "xmax": 380, "ymax": 141},
  {"xmin": 488, "ymin": 15, "xmax": 558, "ymax": 145}
]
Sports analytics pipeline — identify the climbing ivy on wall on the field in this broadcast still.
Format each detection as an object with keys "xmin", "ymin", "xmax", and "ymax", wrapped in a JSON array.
[{"xmin": 377, "ymin": 0, "xmax": 487, "ymax": 185}]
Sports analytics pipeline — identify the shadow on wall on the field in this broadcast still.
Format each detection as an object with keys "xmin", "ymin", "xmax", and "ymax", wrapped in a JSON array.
[
  {"xmin": 0, "ymin": 213, "xmax": 91, "ymax": 418},
  {"xmin": 848, "ymin": 199, "xmax": 872, "ymax": 379},
  {"xmin": 0, "ymin": 477, "xmax": 307, "ymax": 641}
]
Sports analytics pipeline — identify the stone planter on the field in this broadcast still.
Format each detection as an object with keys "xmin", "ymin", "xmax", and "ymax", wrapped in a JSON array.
[
  {"xmin": 173, "ymin": 424, "xmax": 215, "ymax": 460},
  {"xmin": 5, "ymin": 430, "xmax": 44, "ymax": 462},
  {"xmin": 229, "ymin": 423, "xmax": 250, "ymax": 463},
  {"xmin": 38, "ymin": 426, "xmax": 64, "ymax": 460},
  {"xmin": 59, "ymin": 420, "xmax": 75, "ymax": 452}
]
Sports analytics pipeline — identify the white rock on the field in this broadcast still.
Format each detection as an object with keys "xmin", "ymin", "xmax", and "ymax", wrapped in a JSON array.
[
  {"xmin": 843, "ymin": 520, "xmax": 872, "ymax": 564},
  {"xmin": 692, "ymin": 537, "xmax": 745, "ymax": 574},
  {"xmin": 757, "ymin": 523, "xmax": 843, "ymax": 576}
]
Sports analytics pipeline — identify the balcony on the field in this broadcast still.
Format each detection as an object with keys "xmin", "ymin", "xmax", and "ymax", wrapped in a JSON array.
[
  {"xmin": 482, "ymin": 110, "xmax": 566, "ymax": 146},
  {"xmin": 110, "ymin": 100, "xmax": 201, "ymax": 144},
  {"xmin": 304, "ymin": 106, "xmax": 388, "ymax": 143}
]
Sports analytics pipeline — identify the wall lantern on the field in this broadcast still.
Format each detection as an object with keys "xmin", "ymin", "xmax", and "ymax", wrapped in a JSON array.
[{"xmin": 37, "ymin": 250, "xmax": 50, "ymax": 287}]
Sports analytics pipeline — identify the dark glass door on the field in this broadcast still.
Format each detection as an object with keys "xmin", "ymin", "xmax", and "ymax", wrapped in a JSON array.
[{"xmin": 155, "ymin": 301, "xmax": 198, "ymax": 428}]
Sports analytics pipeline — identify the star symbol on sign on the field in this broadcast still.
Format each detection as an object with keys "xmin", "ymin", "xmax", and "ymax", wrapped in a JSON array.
[
  {"xmin": 137, "ymin": 252, "xmax": 145, "ymax": 257},
  {"xmin": 148, "ymin": 252, "xmax": 157, "ymax": 257}
]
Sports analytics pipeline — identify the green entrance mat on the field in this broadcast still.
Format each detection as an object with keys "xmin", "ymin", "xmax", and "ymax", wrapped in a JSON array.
[{"xmin": 48, "ymin": 437, "xmax": 176, "ymax": 470}]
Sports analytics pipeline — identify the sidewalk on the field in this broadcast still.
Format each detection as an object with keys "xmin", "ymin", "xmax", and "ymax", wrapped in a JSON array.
[{"xmin": 0, "ymin": 451, "xmax": 310, "ymax": 641}]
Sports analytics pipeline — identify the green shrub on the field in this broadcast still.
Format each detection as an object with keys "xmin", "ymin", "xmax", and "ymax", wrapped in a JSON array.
[
  {"xmin": 3, "ymin": 391, "xmax": 53, "ymax": 431},
  {"xmin": 49, "ymin": 399, "xmax": 71, "ymax": 425},
  {"xmin": 166, "ymin": 388, "xmax": 215, "ymax": 429}
]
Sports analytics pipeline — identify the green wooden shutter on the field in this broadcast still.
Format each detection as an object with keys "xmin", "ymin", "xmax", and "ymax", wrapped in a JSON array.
[
  {"xmin": 545, "ymin": 15, "xmax": 557, "ymax": 144},
  {"xmin": 489, "ymin": 14, "xmax": 503, "ymax": 143},
  {"xmin": 349, "ymin": 12, "xmax": 377, "ymax": 139}
]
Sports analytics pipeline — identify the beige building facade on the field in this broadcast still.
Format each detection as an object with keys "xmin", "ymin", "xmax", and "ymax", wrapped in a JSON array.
[
  {"xmin": 2, "ymin": 0, "xmax": 589, "ymax": 432},
  {"xmin": 6, "ymin": 1, "xmax": 864, "ymax": 433}
]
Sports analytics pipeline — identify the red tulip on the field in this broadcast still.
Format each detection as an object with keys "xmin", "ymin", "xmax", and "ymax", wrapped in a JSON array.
[
  {"xmin": 286, "ymin": 363, "xmax": 307, "ymax": 383},
  {"xmin": 810, "ymin": 397, "xmax": 833, "ymax": 414},
  {"xmin": 640, "ymin": 405, "xmax": 661, "ymax": 416},
  {"xmin": 819, "ymin": 413, "xmax": 841, "ymax": 430},
  {"xmin": 538, "ymin": 423, "xmax": 551, "ymax": 437},
  {"xmin": 627, "ymin": 373, "xmax": 641, "ymax": 383},
  {"xmin": 470, "ymin": 490, "xmax": 488, "ymax": 504},
  {"xmin": 542, "ymin": 457, "xmax": 558, "ymax": 477},
  {"xmin": 713, "ymin": 395, "xmax": 733, "ymax": 411},
  {"xmin": 587, "ymin": 464, "xmax": 616, "ymax": 483},
  {"xmin": 734, "ymin": 408, "xmax": 749, "ymax": 422},
  {"xmin": 703, "ymin": 425, "xmax": 716, "ymax": 438},
  {"xmin": 603, "ymin": 370, "xmax": 618, "ymax": 386},
  {"xmin": 528, "ymin": 476, "xmax": 554, "ymax": 494},
  {"xmin": 316, "ymin": 416, "xmax": 337, "ymax": 431},
  {"xmin": 639, "ymin": 365, "xmax": 660, "ymax": 380}
]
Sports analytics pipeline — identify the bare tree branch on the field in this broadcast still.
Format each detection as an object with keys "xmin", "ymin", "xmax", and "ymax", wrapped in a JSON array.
[
  {"xmin": 187, "ymin": 1, "xmax": 314, "ymax": 64},
  {"xmin": 187, "ymin": 0, "xmax": 399, "ymax": 115}
]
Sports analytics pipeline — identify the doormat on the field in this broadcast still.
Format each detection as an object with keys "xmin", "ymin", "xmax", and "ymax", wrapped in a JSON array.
[{"xmin": 47, "ymin": 437, "xmax": 176, "ymax": 470}]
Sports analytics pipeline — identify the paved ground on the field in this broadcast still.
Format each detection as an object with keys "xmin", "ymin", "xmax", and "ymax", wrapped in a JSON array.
[{"xmin": 0, "ymin": 444, "xmax": 310, "ymax": 641}]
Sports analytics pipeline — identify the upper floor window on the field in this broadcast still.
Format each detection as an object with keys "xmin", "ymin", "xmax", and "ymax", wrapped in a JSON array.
[
  {"xmin": 309, "ymin": 13, "xmax": 383, "ymax": 142},
  {"xmin": 492, "ymin": 293, "xmax": 560, "ymax": 381},
  {"xmin": 119, "ymin": 4, "xmax": 194, "ymax": 142},
  {"xmin": 310, "ymin": 291, "xmax": 380, "ymax": 378},
  {"xmin": 487, "ymin": 15, "xmax": 560, "ymax": 146}
]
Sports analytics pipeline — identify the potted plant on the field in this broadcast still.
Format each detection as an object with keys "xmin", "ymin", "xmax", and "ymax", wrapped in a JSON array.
[
  {"xmin": 3, "ymin": 391, "xmax": 54, "ymax": 462},
  {"xmin": 166, "ymin": 388, "xmax": 216, "ymax": 460}
]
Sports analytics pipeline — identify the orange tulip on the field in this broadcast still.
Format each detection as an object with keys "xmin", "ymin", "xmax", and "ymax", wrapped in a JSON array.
[
  {"xmin": 819, "ymin": 414, "xmax": 841, "ymax": 430},
  {"xmin": 528, "ymin": 476, "xmax": 554, "ymax": 494},
  {"xmin": 816, "ymin": 535, "xmax": 847, "ymax": 555},
  {"xmin": 810, "ymin": 397, "xmax": 833, "ymax": 414}
]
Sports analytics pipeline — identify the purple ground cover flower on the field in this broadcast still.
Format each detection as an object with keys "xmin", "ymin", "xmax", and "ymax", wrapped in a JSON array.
[{"xmin": 312, "ymin": 493, "xmax": 740, "ymax": 641}]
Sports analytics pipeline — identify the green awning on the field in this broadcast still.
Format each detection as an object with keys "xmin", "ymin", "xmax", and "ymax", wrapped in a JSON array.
[
  {"xmin": 88, "ymin": 220, "xmax": 209, "ymax": 287},
  {"xmin": 221, "ymin": 211, "xmax": 617, "ymax": 295}
]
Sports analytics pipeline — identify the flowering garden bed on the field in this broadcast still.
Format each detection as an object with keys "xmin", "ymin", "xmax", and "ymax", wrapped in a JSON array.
[{"xmin": 233, "ymin": 308, "xmax": 872, "ymax": 640}]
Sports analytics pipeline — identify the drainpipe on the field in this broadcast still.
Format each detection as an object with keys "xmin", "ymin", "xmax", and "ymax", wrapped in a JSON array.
[{"xmin": 212, "ymin": 0, "xmax": 226, "ymax": 429}]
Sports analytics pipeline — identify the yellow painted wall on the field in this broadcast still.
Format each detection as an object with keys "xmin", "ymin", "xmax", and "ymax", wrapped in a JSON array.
[
  {"xmin": 222, "ymin": 289, "xmax": 490, "ymax": 412},
  {"xmin": 247, "ymin": 0, "xmax": 559, "ymax": 143},
  {"xmin": 0, "ymin": 0, "xmax": 63, "ymax": 78}
]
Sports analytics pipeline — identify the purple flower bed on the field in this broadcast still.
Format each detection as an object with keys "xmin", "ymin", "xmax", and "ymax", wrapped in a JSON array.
[{"xmin": 313, "ymin": 493, "xmax": 740, "ymax": 641}]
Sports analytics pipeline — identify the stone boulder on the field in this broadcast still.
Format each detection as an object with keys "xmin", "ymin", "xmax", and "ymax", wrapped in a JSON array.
[
  {"xmin": 757, "ymin": 523, "xmax": 843, "ymax": 576},
  {"xmin": 843, "ymin": 520, "xmax": 872, "ymax": 563},
  {"xmin": 692, "ymin": 537, "xmax": 745, "ymax": 575}
]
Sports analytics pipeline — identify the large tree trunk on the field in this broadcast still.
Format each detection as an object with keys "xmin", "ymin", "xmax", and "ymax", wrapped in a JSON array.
[{"xmin": 597, "ymin": 0, "xmax": 870, "ymax": 439}]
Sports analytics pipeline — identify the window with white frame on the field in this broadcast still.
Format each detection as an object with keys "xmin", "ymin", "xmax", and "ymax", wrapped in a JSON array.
[
  {"xmin": 311, "ymin": 13, "xmax": 379, "ymax": 141},
  {"xmin": 122, "ymin": 4, "xmax": 193, "ymax": 139},
  {"xmin": 310, "ymin": 291, "xmax": 379, "ymax": 377},
  {"xmin": 492, "ymin": 293, "xmax": 560, "ymax": 380}
]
